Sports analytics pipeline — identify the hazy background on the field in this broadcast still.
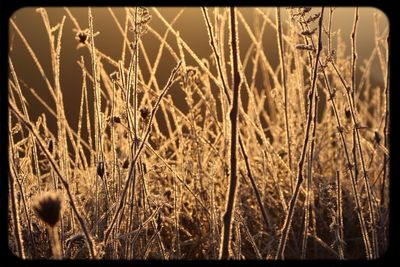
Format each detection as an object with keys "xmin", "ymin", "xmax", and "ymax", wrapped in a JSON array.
[{"xmin": 8, "ymin": 7, "xmax": 388, "ymax": 134}]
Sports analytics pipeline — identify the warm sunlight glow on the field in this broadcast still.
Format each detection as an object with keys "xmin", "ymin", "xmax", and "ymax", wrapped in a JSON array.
[{"xmin": 8, "ymin": 7, "xmax": 389, "ymax": 260}]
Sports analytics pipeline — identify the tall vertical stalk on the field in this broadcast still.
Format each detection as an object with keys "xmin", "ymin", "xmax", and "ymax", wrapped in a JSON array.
[
  {"xmin": 8, "ymin": 138, "xmax": 25, "ymax": 259},
  {"xmin": 382, "ymin": 33, "xmax": 389, "ymax": 209},
  {"xmin": 350, "ymin": 7, "xmax": 359, "ymax": 183},
  {"xmin": 88, "ymin": 8, "xmax": 102, "ymax": 236},
  {"xmin": 335, "ymin": 170, "xmax": 345, "ymax": 259},
  {"xmin": 276, "ymin": 7, "xmax": 293, "ymax": 193},
  {"xmin": 219, "ymin": 7, "xmax": 241, "ymax": 260}
]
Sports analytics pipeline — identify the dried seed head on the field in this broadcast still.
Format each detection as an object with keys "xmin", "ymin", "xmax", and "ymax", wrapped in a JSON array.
[
  {"xmin": 48, "ymin": 139, "xmax": 54, "ymax": 154},
  {"xmin": 337, "ymin": 126, "xmax": 345, "ymax": 133},
  {"xmin": 129, "ymin": 7, "xmax": 152, "ymax": 36},
  {"xmin": 305, "ymin": 12, "xmax": 321, "ymax": 23},
  {"xmin": 76, "ymin": 29, "xmax": 89, "ymax": 44},
  {"xmin": 11, "ymin": 124, "xmax": 21, "ymax": 134},
  {"xmin": 97, "ymin": 161, "xmax": 105, "ymax": 179},
  {"xmin": 163, "ymin": 190, "xmax": 172, "ymax": 200},
  {"xmin": 178, "ymin": 66, "xmax": 200, "ymax": 87},
  {"xmin": 140, "ymin": 107, "xmax": 150, "ymax": 120},
  {"xmin": 301, "ymin": 28, "xmax": 317, "ymax": 36},
  {"xmin": 295, "ymin": 44, "xmax": 315, "ymax": 52},
  {"xmin": 122, "ymin": 158, "xmax": 129, "ymax": 169},
  {"xmin": 112, "ymin": 116, "xmax": 121, "ymax": 124},
  {"xmin": 33, "ymin": 192, "xmax": 62, "ymax": 227},
  {"xmin": 327, "ymin": 50, "xmax": 336, "ymax": 62},
  {"xmin": 345, "ymin": 108, "xmax": 351, "ymax": 119},
  {"xmin": 278, "ymin": 150, "xmax": 288, "ymax": 158}
]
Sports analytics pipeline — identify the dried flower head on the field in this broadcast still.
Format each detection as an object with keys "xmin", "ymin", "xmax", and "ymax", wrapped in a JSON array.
[
  {"xmin": 75, "ymin": 29, "xmax": 89, "ymax": 44},
  {"xmin": 74, "ymin": 28, "xmax": 99, "ymax": 49},
  {"xmin": 178, "ymin": 66, "xmax": 200, "ymax": 87},
  {"xmin": 112, "ymin": 116, "xmax": 121, "ymax": 124},
  {"xmin": 140, "ymin": 107, "xmax": 150, "ymax": 120},
  {"xmin": 33, "ymin": 192, "xmax": 63, "ymax": 227}
]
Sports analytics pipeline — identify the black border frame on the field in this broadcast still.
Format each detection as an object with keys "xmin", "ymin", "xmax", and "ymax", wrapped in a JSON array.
[{"xmin": 1, "ymin": 1, "xmax": 398, "ymax": 266}]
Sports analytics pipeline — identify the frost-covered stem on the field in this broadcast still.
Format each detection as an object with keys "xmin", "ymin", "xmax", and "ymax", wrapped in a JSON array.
[
  {"xmin": 275, "ymin": 8, "xmax": 324, "ymax": 260},
  {"xmin": 219, "ymin": 7, "xmax": 241, "ymax": 260},
  {"xmin": 276, "ymin": 7, "xmax": 293, "ymax": 193}
]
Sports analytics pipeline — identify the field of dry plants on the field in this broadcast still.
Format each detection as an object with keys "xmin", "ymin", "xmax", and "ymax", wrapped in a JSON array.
[{"xmin": 8, "ymin": 7, "xmax": 389, "ymax": 260}]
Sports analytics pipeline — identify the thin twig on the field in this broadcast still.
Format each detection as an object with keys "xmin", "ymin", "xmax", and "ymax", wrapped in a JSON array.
[{"xmin": 276, "ymin": 7, "xmax": 294, "ymax": 193}]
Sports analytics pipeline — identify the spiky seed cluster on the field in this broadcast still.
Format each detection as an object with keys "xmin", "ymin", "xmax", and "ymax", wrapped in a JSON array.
[
  {"xmin": 75, "ymin": 29, "xmax": 89, "ymax": 44},
  {"xmin": 33, "ymin": 192, "xmax": 62, "ymax": 227},
  {"xmin": 130, "ymin": 7, "xmax": 151, "ymax": 36},
  {"xmin": 288, "ymin": 7, "xmax": 313, "ymax": 20},
  {"xmin": 178, "ymin": 66, "xmax": 200, "ymax": 87},
  {"xmin": 290, "ymin": 7, "xmax": 322, "ymax": 53}
]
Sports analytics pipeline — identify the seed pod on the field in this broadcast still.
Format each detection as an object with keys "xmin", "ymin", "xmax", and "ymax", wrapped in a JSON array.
[
  {"xmin": 345, "ymin": 108, "xmax": 351, "ymax": 120},
  {"xmin": 295, "ymin": 44, "xmax": 315, "ymax": 51},
  {"xmin": 305, "ymin": 12, "xmax": 321, "ymax": 23},
  {"xmin": 301, "ymin": 28, "xmax": 317, "ymax": 36},
  {"xmin": 48, "ymin": 139, "xmax": 54, "ymax": 154},
  {"xmin": 122, "ymin": 158, "xmax": 129, "ymax": 169},
  {"xmin": 112, "ymin": 116, "xmax": 121, "ymax": 124},
  {"xmin": 140, "ymin": 107, "xmax": 150, "ymax": 120},
  {"xmin": 97, "ymin": 161, "xmax": 105, "ymax": 179}
]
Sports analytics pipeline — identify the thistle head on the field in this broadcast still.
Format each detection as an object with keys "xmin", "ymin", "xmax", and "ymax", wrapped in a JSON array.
[{"xmin": 33, "ymin": 192, "xmax": 63, "ymax": 227}]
